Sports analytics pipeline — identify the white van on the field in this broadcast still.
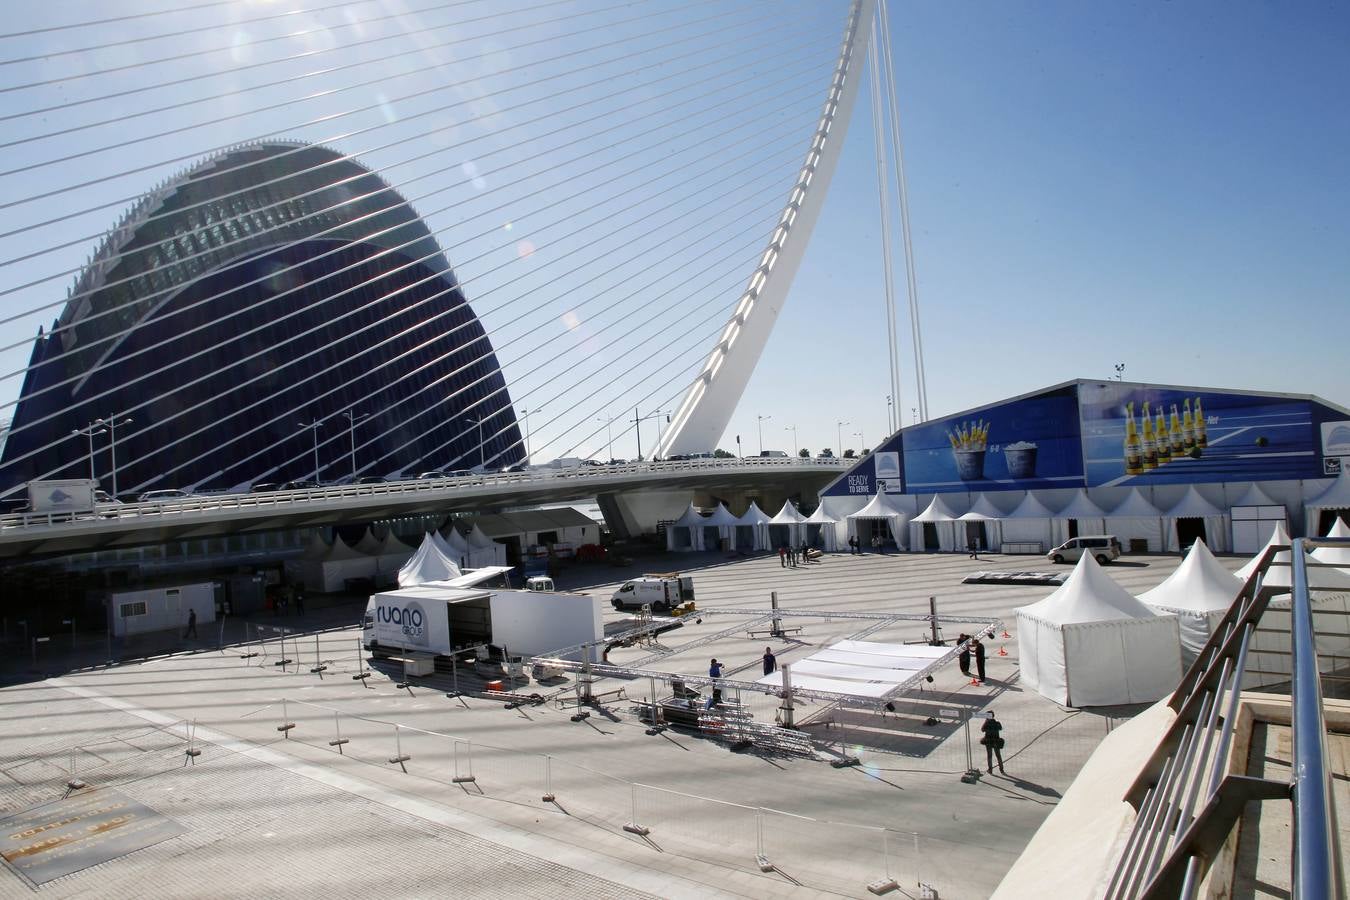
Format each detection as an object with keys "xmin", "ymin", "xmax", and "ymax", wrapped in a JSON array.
[{"xmin": 1047, "ymin": 535, "xmax": 1123, "ymax": 565}]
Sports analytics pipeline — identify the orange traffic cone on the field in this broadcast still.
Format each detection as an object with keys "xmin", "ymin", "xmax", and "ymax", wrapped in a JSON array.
[
  {"xmin": 970, "ymin": 677, "xmax": 981, "ymax": 686},
  {"xmin": 998, "ymin": 645, "xmax": 1008, "ymax": 657},
  {"xmin": 1001, "ymin": 629, "xmax": 1011, "ymax": 639}
]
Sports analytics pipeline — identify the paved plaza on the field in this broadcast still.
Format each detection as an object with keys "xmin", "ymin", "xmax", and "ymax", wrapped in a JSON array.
[{"xmin": 0, "ymin": 548, "xmax": 1232, "ymax": 898}]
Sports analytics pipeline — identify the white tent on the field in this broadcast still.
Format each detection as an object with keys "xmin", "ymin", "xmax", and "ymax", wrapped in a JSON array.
[
  {"xmin": 398, "ymin": 534, "xmax": 463, "ymax": 587},
  {"xmin": 303, "ymin": 536, "xmax": 377, "ymax": 594},
  {"xmin": 374, "ymin": 531, "xmax": 417, "ymax": 581},
  {"xmin": 768, "ymin": 500, "xmax": 807, "ymax": 551},
  {"xmin": 665, "ymin": 503, "xmax": 707, "ymax": 552},
  {"xmin": 1229, "ymin": 483, "xmax": 1288, "ymax": 554},
  {"xmin": 1051, "ymin": 489, "xmax": 1109, "ymax": 546},
  {"xmin": 1104, "ymin": 488, "xmax": 1165, "ymax": 553},
  {"xmin": 957, "ymin": 493, "xmax": 1005, "ymax": 554},
  {"xmin": 284, "ymin": 530, "xmax": 331, "ymax": 584},
  {"xmin": 440, "ymin": 526, "xmax": 471, "ymax": 569},
  {"xmin": 701, "ymin": 502, "xmax": 741, "ymax": 551},
  {"xmin": 466, "ymin": 523, "xmax": 507, "ymax": 568},
  {"xmin": 1002, "ymin": 492, "xmax": 1057, "ymax": 554},
  {"xmin": 850, "ymin": 492, "xmax": 911, "ymax": 550},
  {"xmin": 1162, "ymin": 486, "xmax": 1230, "ymax": 553},
  {"xmin": 353, "ymin": 528, "xmax": 384, "ymax": 556},
  {"xmin": 1016, "ymin": 553, "xmax": 1182, "ymax": 706},
  {"xmin": 1138, "ymin": 539, "xmax": 1242, "ymax": 664},
  {"xmin": 804, "ymin": 503, "xmax": 840, "ymax": 552},
  {"xmin": 429, "ymin": 529, "xmax": 458, "ymax": 561},
  {"xmin": 735, "ymin": 501, "xmax": 773, "ymax": 551},
  {"xmin": 909, "ymin": 495, "xmax": 962, "ymax": 552},
  {"xmin": 1304, "ymin": 471, "xmax": 1350, "ymax": 536},
  {"xmin": 1311, "ymin": 517, "xmax": 1350, "ymax": 574}
]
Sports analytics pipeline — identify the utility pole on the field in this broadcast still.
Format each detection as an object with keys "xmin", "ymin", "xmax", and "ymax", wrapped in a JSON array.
[
  {"xmin": 836, "ymin": 421, "xmax": 849, "ymax": 458},
  {"xmin": 297, "ymin": 419, "xmax": 324, "ymax": 482},
  {"xmin": 99, "ymin": 417, "xmax": 133, "ymax": 498},
  {"xmin": 784, "ymin": 424, "xmax": 798, "ymax": 456},
  {"xmin": 463, "ymin": 415, "xmax": 484, "ymax": 470},
  {"xmin": 596, "ymin": 414, "xmax": 614, "ymax": 462},
  {"xmin": 520, "ymin": 407, "xmax": 540, "ymax": 464},
  {"xmin": 341, "ymin": 410, "xmax": 369, "ymax": 479},
  {"xmin": 757, "ymin": 414, "xmax": 772, "ymax": 455},
  {"xmin": 72, "ymin": 422, "xmax": 107, "ymax": 483}
]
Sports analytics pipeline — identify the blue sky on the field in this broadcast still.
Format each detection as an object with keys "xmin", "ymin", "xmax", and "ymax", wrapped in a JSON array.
[{"xmin": 0, "ymin": 1, "xmax": 1346, "ymax": 466}]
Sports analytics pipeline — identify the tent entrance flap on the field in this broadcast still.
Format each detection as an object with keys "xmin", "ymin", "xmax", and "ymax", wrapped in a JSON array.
[
  {"xmin": 1175, "ymin": 517, "xmax": 1207, "ymax": 549},
  {"xmin": 964, "ymin": 522, "xmax": 987, "ymax": 550},
  {"xmin": 923, "ymin": 523, "xmax": 939, "ymax": 551}
]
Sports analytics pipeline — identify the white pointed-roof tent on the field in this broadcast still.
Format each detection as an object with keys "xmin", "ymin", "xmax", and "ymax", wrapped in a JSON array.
[
  {"xmin": 700, "ymin": 502, "xmax": 741, "ymax": 552},
  {"xmin": 768, "ymin": 500, "xmax": 807, "ymax": 550},
  {"xmin": 1228, "ymin": 482, "xmax": 1288, "ymax": 554},
  {"xmin": 1051, "ymin": 489, "xmax": 1108, "ymax": 546},
  {"xmin": 1016, "ymin": 553, "xmax": 1182, "ymax": 707},
  {"xmin": 666, "ymin": 503, "xmax": 707, "ymax": 552},
  {"xmin": 398, "ymin": 534, "xmax": 463, "ymax": 587},
  {"xmin": 354, "ymin": 528, "xmax": 384, "ymax": 556},
  {"xmin": 909, "ymin": 495, "xmax": 962, "ymax": 552},
  {"xmin": 429, "ymin": 529, "xmax": 458, "ymax": 561},
  {"xmin": 284, "ymin": 529, "xmax": 332, "ymax": 584},
  {"xmin": 1104, "ymin": 488, "xmax": 1165, "ymax": 553},
  {"xmin": 466, "ymin": 523, "xmax": 507, "ymax": 568},
  {"xmin": 440, "ymin": 526, "xmax": 471, "ymax": 568},
  {"xmin": 1162, "ymin": 486, "xmax": 1231, "ymax": 553},
  {"xmin": 1002, "ymin": 492, "xmax": 1057, "ymax": 554},
  {"xmin": 1234, "ymin": 521, "xmax": 1350, "ymax": 689},
  {"xmin": 1304, "ymin": 470, "xmax": 1350, "ymax": 536},
  {"xmin": 957, "ymin": 493, "xmax": 1005, "ymax": 554},
  {"xmin": 849, "ymin": 492, "xmax": 912, "ymax": 550},
  {"xmin": 1311, "ymin": 517, "xmax": 1350, "ymax": 574},
  {"xmin": 375, "ymin": 531, "xmax": 416, "ymax": 574},
  {"xmin": 1138, "ymin": 539, "xmax": 1242, "ymax": 664},
  {"xmin": 804, "ymin": 503, "xmax": 840, "ymax": 552},
  {"xmin": 304, "ymin": 535, "xmax": 378, "ymax": 593},
  {"xmin": 735, "ymin": 501, "xmax": 773, "ymax": 551}
]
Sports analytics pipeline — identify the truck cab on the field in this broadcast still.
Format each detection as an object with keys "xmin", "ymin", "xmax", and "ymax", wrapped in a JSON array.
[{"xmin": 611, "ymin": 573, "xmax": 694, "ymax": 612}]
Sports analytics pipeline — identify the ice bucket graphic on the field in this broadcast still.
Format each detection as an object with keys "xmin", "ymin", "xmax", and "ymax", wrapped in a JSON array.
[
  {"xmin": 954, "ymin": 449, "xmax": 986, "ymax": 481},
  {"xmin": 1004, "ymin": 442, "xmax": 1038, "ymax": 479}
]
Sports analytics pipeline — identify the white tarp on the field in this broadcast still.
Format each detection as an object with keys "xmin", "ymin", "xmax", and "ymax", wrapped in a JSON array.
[
  {"xmin": 303, "ymin": 536, "xmax": 377, "ymax": 593},
  {"xmin": 398, "ymin": 534, "xmax": 463, "ymax": 587},
  {"xmin": 1304, "ymin": 471, "xmax": 1350, "ymax": 536},
  {"xmin": 736, "ymin": 501, "xmax": 773, "ymax": 551},
  {"xmin": 1138, "ymin": 539, "xmax": 1242, "ymax": 663},
  {"xmin": 1051, "ymin": 490, "xmax": 1108, "ymax": 546},
  {"xmin": 849, "ymin": 492, "xmax": 911, "ymax": 550},
  {"xmin": 466, "ymin": 523, "xmax": 507, "ymax": 568},
  {"xmin": 1229, "ymin": 483, "xmax": 1288, "ymax": 554},
  {"xmin": 909, "ymin": 495, "xmax": 962, "ymax": 552},
  {"xmin": 754, "ymin": 639, "xmax": 949, "ymax": 698},
  {"xmin": 1001, "ymin": 492, "xmax": 1056, "ymax": 553},
  {"xmin": 1016, "ymin": 553, "xmax": 1182, "ymax": 707},
  {"xmin": 1104, "ymin": 488, "xmax": 1165, "ymax": 553},
  {"xmin": 666, "ymin": 503, "xmax": 706, "ymax": 552},
  {"xmin": 804, "ymin": 503, "xmax": 840, "ymax": 552},
  {"xmin": 1162, "ymin": 486, "xmax": 1230, "ymax": 553}
]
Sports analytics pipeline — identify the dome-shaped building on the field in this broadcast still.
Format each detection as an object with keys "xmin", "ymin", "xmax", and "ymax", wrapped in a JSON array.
[{"xmin": 1, "ymin": 141, "xmax": 522, "ymax": 494}]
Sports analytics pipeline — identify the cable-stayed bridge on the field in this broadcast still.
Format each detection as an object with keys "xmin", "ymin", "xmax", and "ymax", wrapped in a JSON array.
[{"xmin": 0, "ymin": 0, "xmax": 917, "ymax": 554}]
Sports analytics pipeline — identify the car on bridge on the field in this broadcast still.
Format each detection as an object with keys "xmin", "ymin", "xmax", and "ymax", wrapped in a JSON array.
[
  {"xmin": 279, "ymin": 480, "xmax": 320, "ymax": 491},
  {"xmin": 137, "ymin": 488, "xmax": 192, "ymax": 502}
]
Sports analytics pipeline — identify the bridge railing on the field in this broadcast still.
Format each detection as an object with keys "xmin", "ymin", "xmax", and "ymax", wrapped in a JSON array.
[{"xmin": 0, "ymin": 456, "xmax": 849, "ymax": 530}]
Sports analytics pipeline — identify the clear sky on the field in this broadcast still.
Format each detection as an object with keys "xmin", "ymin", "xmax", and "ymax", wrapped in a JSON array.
[{"xmin": 0, "ymin": 1, "xmax": 1346, "ymax": 469}]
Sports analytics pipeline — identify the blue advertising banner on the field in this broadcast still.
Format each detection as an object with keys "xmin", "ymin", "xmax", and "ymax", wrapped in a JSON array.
[
  {"xmin": 821, "ymin": 432, "xmax": 905, "ymax": 496},
  {"xmin": 1079, "ymin": 383, "xmax": 1324, "ymax": 486},
  {"xmin": 902, "ymin": 386, "xmax": 1083, "ymax": 492}
]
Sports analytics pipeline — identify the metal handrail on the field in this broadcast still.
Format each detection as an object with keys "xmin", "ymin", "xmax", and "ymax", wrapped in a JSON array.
[{"xmin": 1288, "ymin": 539, "xmax": 1343, "ymax": 899}]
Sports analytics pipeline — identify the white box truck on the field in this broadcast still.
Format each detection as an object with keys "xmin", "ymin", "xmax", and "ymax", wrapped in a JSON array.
[
  {"xmin": 27, "ymin": 479, "xmax": 98, "ymax": 514},
  {"xmin": 610, "ymin": 573, "xmax": 695, "ymax": 612}
]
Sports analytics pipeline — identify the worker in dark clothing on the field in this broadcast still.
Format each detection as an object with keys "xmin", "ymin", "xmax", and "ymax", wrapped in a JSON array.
[
  {"xmin": 762, "ymin": 647, "xmax": 777, "ymax": 676},
  {"xmin": 708, "ymin": 658, "xmax": 724, "ymax": 707},
  {"xmin": 981, "ymin": 712, "xmax": 1006, "ymax": 774},
  {"xmin": 957, "ymin": 634, "xmax": 971, "ymax": 676},
  {"xmin": 184, "ymin": 608, "xmax": 198, "ymax": 639},
  {"xmin": 974, "ymin": 637, "xmax": 987, "ymax": 683}
]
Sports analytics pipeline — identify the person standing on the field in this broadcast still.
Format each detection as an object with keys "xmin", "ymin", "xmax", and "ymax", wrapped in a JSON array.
[
  {"xmin": 184, "ymin": 608, "xmax": 198, "ymax": 639},
  {"xmin": 974, "ymin": 637, "xmax": 987, "ymax": 684},
  {"xmin": 708, "ymin": 658, "xmax": 724, "ymax": 707},
  {"xmin": 957, "ymin": 633, "xmax": 971, "ymax": 676},
  {"xmin": 800, "ymin": 542, "xmax": 810, "ymax": 564},
  {"xmin": 762, "ymin": 647, "xmax": 777, "ymax": 675},
  {"xmin": 981, "ymin": 712, "xmax": 1006, "ymax": 774},
  {"xmin": 968, "ymin": 539, "xmax": 978, "ymax": 559},
  {"xmin": 779, "ymin": 545, "xmax": 787, "ymax": 568},
  {"xmin": 294, "ymin": 588, "xmax": 305, "ymax": 617}
]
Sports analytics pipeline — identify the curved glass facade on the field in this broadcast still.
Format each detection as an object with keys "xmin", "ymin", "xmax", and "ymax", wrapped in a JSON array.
[{"xmin": 1, "ymin": 142, "xmax": 522, "ymax": 494}]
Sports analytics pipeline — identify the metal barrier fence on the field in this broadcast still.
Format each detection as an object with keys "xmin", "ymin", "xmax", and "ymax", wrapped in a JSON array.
[{"xmin": 241, "ymin": 696, "xmax": 929, "ymax": 896}]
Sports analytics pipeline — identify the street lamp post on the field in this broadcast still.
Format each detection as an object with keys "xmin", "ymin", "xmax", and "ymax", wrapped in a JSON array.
[
  {"xmin": 854, "ymin": 430, "xmax": 865, "ymax": 454},
  {"xmin": 97, "ymin": 416, "xmax": 133, "ymax": 498},
  {"xmin": 887, "ymin": 395, "xmax": 894, "ymax": 432},
  {"xmin": 757, "ymin": 414, "xmax": 772, "ymax": 455},
  {"xmin": 72, "ymin": 422, "xmax": 107, "ymax": 483},
  {"xmin": 785, "ymin": 424, "xmax": 798, "ymax": 456},
  {"xmin": 520, "ymin": 408, "xmax": 540, "ymax": 464},
  {"xmin": 464, "ymin": 416, "xmax": 484, "ymax": 470},
  {"xmin": 297, "ymin": 420, "xmax": 324, "ymax": 482},
  {"xmin": 836, "ymin": 421, "xmax": 849, "ymax": 458},
  {"xmin": 341, "ymin": 410, "xmax": 369, "ymax": 479},
  {"xmin": 596, "ymin": 414, "xmax": 614, "ymax": 462}
]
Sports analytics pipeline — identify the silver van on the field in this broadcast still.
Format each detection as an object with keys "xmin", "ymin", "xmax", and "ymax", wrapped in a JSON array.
[{"xmin": 1047, "ymin": 535, "xmax": 1122, "ymax": 565}]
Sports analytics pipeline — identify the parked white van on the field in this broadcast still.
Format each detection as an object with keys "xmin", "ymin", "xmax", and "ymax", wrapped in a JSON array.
[{"xmin": 1047, "ymin": 535, "xmax": 1123, "ymax": 565}]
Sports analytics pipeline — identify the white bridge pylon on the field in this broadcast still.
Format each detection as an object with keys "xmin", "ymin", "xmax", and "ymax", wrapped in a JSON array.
[{"xmin": 657, "ymin": 0, "xmax": 877, "ymax": 457}]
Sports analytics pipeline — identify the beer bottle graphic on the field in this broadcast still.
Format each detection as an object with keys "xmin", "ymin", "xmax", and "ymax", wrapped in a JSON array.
[
  {"xmin": 1170, "ymin": 404, "xmax": 1185, "ymax": 457},
  {"xmin": 1155, "ymin": 406, "xmax": 1172, "ymax": 464},
  {"xmin": 1141, "ymin": 401, "xmax": 1158, "ymax": 470},
  {"xmin": 1124, "ymin": 402, "xmax": 1143, "ymax": 475},
  {"xmin": 1194, "ymin": 396, "xmax": 1208, "ymax": 448},
  {"xmin": 1182, "ymin": 399, "xmax": 1196, "ymax": 453}
]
